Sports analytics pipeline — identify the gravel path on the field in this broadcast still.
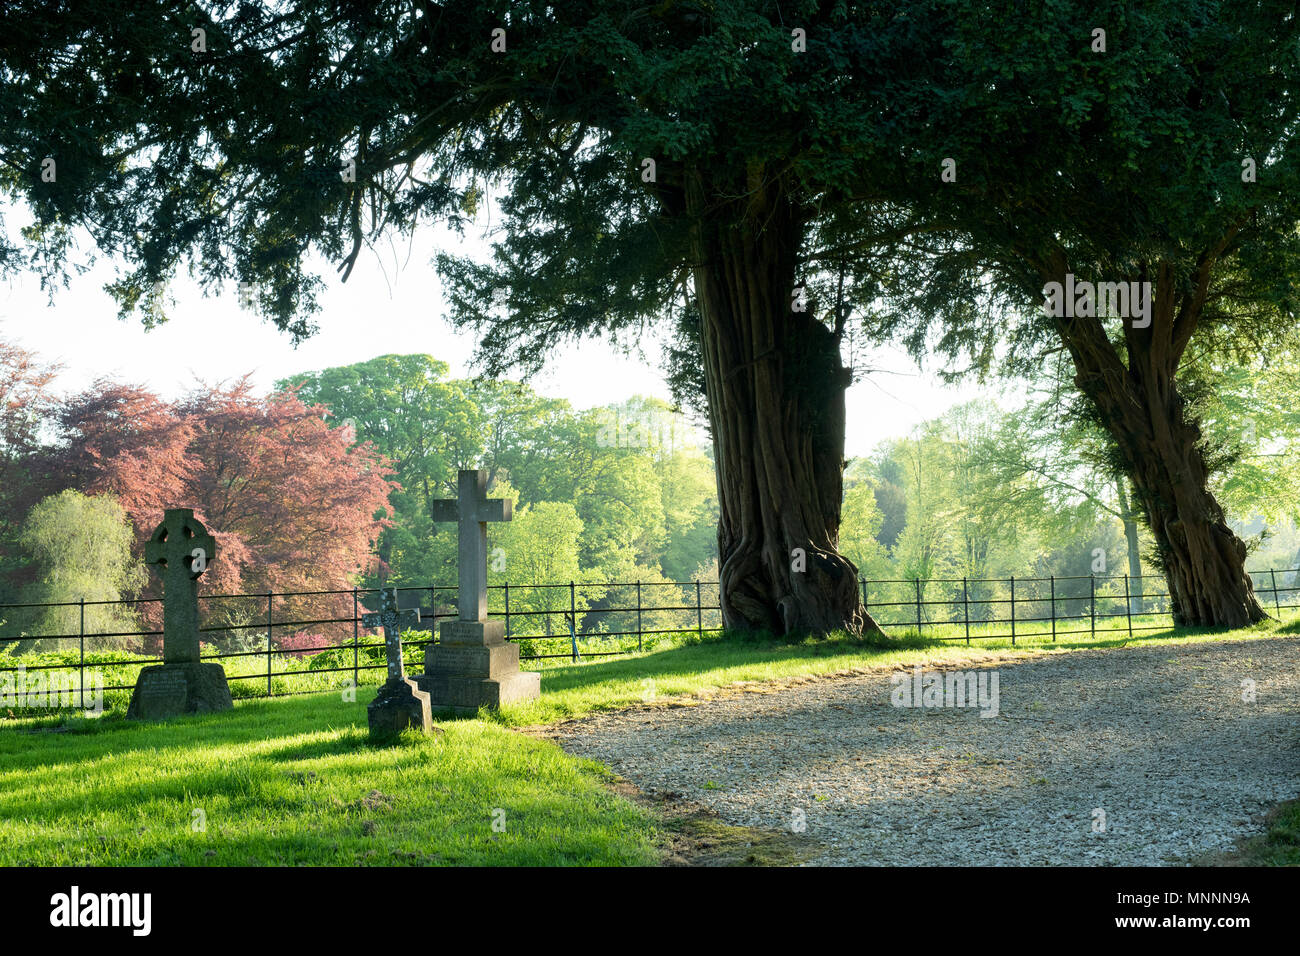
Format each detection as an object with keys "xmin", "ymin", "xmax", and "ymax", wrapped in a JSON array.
[{"xmin": 552, "ymin": 637, "xmax": 1300, "ymax": 865}]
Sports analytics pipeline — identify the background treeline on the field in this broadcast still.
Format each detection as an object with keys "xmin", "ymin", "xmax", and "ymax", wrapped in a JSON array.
[
  {"xmin": 283, "ymin": 354, "xmax": 721, "ymax": 646},
  {"xmin": 0, "ymin": 343, "xmax": 721, "ymax": 652},
  {"xmin": 2, "ymin": 337, "xmax": 1296, "ymax": 652},
  {"xmin": 841, "ymin": 347, "xmax": 1300, "ymax": 622}
]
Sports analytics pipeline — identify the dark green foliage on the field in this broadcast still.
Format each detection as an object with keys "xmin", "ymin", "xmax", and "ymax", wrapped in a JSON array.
[
  {"xmin": 0, "ymin": 1, "xmax": 890, "ymax": 354},
  {"xmin": 863, "ymin": 0, "xmax": 1300, "ymax": 372}
]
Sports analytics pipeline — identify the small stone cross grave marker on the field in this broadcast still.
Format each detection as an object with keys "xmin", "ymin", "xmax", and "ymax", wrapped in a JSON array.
[
  {"xmin": 431, "ymin": 469, "xmax": 511, "ymax": 622},
  {"xmin": 361, "ymin": 588, "xmax": 420, "ymax": 681},
  {"xmin": 363, "ymin": 587, "xmax": 434, "ymax": 740}
]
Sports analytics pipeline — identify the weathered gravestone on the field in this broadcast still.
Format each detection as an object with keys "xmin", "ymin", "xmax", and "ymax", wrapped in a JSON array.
[
  {"xmin": 127, "ymin": 509, "xmax": 233, "ymax": 720},
  {"xmin": 418, "ymin": 469, "xmax": 541, "ymax": 713},
  {"xmin": 363, "ymin": 587, "xmax": 434, "ymax": 741}
]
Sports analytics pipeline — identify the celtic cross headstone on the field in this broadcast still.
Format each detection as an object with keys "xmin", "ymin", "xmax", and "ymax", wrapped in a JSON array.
[
  {"xmin": 144, "ymin": 508, "xmax": 215, "ymax": 664},
  {"xmin": 127, "ymin": 508, "xmax": 233, "ymax": 720}
]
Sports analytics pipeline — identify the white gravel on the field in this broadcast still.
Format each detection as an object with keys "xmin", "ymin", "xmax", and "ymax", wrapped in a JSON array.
[{"xmin": 552, "ymin": 637, "xmax": 1300, "ymax": 865}]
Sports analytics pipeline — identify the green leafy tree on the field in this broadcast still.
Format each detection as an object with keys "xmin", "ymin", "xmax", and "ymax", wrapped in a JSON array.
[
  {"xmin": 13, "ymin": 490, "xmax": 145, "ymax": 653},
  {"xmin": 468, "ymin": 380, "xmax": 574, "ymax": 493},
  {"xmin": 491, "ymin": 499, "xmax": 589, "ymax": 649},
  {"xmin": 279, "ymin": 354, "xmax": 481, "ymax": 587},
  {"xmin": 0, "ymin": 336, "xmax": 60, "ymax": 598},
  {"xmin": 838, "ymin": 473, "xmax": 892, "ymax": 583},
  {"xmin": 1191, "ymin": 347, "xmax": 1300, "ymax": 529},
  {"xmin": 655, "ymin": 444, "xmax": 718, "ymax": 582}
]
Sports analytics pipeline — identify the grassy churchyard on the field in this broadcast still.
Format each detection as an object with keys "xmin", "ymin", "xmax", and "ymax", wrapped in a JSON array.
[{"xmin": 4, "ymin": 618, "xmax": 1298, "ymax": 867}]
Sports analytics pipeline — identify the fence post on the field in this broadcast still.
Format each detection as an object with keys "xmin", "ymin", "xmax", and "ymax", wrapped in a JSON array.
[
  {"xmin": 570, "ymin": 581, "xmax": 577, "ymax": 663},
  {"xmin": 79, "ymin": 597, "xmax": 85, "ymax": 710},
  {"xmin": 1090, "ymin": 574, "xmax": 1096, "ymax": 640},
  {"xmin": 915, "ymin": 578, "xmax": 922, "ymax": 637},
  {"xmin": 352, "ymin": 588, "xmax": 359, "ymax": 691},
  {"xmin": 1010, "ymin": 575, "xmax": 1016, "ymax": 646},
  {"xmin": 504, "ymin": 583, "xmax": 511, "ymax": 640},
  {"xmin": 1271, "ymin": 568, "xmax": 1281, "ymax": 618},
  {"xmin": 636, "ymin": 581, "xmax": 643, "ymax": 652},
  {"xmin": 266, "ymin": 591, "xmax": 274, "ymax": 696},
  {"xmin": 696, "ymin": 580, "xmax": 703, "ymax": 638},
  {"xmin": 962, "ymin": 577, "xmax": 970, "ymax": 645},
  {"xmin": 1049, "ymin": 575, "xmax": 1056, "ymax": 643},
  {"xmin": 1124, "ymin": 575, "xmax": 1133, "ymax": 640},
  {"xmin": 862, "ymin": 578, "xmax": 869, "ymax": 618}
]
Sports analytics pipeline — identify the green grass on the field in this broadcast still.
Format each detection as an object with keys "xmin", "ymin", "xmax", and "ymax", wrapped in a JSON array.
[
  {"xmin": 1201, "ymin": 798, "xmax": 1300, "ymax": 866},
  {"xmin": 3, "ymin": 617, "xmax": 1296, "ymax": 866},
  {"xmin": 0, "ymin": 692, "xmax": 657, "ymax": 866}
]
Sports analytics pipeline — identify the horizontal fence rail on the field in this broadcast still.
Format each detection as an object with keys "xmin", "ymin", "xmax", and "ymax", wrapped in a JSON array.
[{"xmin": 1, "ymin": 568, "xmax": 1296, "ymax": 711}]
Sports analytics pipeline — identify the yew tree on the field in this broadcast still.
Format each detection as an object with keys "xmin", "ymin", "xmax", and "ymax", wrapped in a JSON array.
[
  {"xmin": 868, "ymin": 0, "xmax": 1300, "ymax": 627},
  {"xmin": 0, "ymin": 1, "xmax": 903, "ymax": 635}
]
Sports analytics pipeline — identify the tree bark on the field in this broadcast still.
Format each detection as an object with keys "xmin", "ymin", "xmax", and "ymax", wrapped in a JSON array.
[
  {"xmin": 1046, "ymin": 257, "xmax": 1266, "ymax": 629},
  {"xmin": 685, "ymin": 165, "xmax": 880, "ymax": 637}
]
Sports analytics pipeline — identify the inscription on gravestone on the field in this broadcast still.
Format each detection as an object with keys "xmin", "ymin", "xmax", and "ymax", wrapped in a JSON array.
[{"xmin": 133, "ymin": 668, "xmax": 188, "ymax": 715}]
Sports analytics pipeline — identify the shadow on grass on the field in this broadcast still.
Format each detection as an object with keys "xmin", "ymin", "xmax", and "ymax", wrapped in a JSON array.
[
  {"xmin": 0, "ymin": 691, "xmax": 378, "ymax": 773},
  {"xmin": 263, "ymin": 730, "xmax": 378, "ymax": 762},
  {"xmin": 531, "ymin": 631, "xmax": 930, "ymax": 694}
]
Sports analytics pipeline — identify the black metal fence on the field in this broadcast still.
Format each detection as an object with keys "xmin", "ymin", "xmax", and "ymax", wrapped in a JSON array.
[
  {"xmin": 0, "ymin": 580, "xmax": 725, "ymax": 706},
  {"xmin": 862, "ymin": 568, "xmax": 1300, "ymax": 643},
  {"xmin": 1, "ymin": 568, "xmax": 1296, "ymax": 709}
]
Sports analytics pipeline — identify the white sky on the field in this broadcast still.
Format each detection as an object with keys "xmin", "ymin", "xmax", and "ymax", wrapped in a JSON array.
[{"xmin": 0, "ymin": 211, "xmax": 986, "ymax": 459}]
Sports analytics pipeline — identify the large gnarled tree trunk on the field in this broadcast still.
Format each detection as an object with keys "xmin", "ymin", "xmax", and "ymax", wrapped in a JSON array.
[
  {"xmin": 1047, "ymin": 257, "xmax": 1267, "ymax": 629},
  {"xmin": 686, "ymin": 165, "xmax": 880, "ymax": 637}
]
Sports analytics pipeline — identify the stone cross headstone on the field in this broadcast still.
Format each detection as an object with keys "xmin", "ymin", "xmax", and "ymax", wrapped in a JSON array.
[
  {"xmin": 418, "ymin": 469, "xmax": 540, "ymax": 714},
  {"xmin": 430, "ymin": 470, "xmax": 512, "ymax": 622},
  {"xmin": 144, "ymin": 508, "xmax": 215, "ymax": 664},
  {"xmin": 127, "ymin": 508, "xmax": 233, "ymax": 720},
  {"xmin": 361, "ymin": 588, "xmax": 421, "ymax": 680},
  {"xmin": 363, "ymin": 587, "xmax": 434, "ymax": 741}
]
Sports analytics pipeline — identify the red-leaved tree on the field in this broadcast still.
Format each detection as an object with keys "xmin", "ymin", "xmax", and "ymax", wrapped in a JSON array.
[{"xmin": 49, "ymin": 377, "xmax": 396, "ymax": 651}]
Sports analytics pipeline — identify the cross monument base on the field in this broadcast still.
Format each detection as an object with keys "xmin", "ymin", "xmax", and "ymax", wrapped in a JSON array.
[
  {"xmin": 127, "ymin": 662, "xmax": 233, "ymax": 720},
  {"xmin": 418, "ymin": 619, "xmax": 540, "ymax": 714}
]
